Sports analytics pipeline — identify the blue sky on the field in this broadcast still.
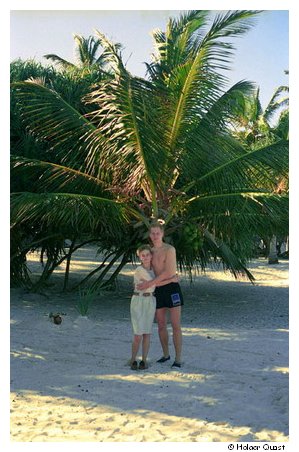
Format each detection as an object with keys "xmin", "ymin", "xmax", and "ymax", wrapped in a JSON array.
[{"xmin": 10, "ymin": 9, "xmax": 289, "ymax": 110}]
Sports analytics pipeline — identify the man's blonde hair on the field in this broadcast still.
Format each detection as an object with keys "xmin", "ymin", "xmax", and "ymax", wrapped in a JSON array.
[{"xmin": 149, "ymin": 221, "xmax": 165, "ymax": 232}]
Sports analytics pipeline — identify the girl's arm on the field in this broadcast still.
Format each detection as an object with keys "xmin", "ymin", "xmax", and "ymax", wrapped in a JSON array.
[{"xmin": 137, "ymin": 247, "xmax": 177, "ymax": 290}]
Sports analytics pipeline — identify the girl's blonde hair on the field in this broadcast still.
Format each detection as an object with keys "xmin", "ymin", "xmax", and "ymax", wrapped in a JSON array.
[{"xmin": 136, "ymin": 244, "xmax": 152, "ymax": 257}]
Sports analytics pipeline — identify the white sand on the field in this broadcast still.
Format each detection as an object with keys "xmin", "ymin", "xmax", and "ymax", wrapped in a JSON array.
[{"xmin": 10, "ymin": 248, "xmax": 289, "ymax": 442}]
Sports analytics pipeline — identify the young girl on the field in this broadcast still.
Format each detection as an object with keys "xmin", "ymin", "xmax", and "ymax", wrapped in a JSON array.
[{"xmin": 130, "ymin": 245, "xmax": 177, "ymax": 370}]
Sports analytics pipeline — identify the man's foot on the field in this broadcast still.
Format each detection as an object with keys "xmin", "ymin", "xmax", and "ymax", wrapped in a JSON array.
[
  {"xmin": 157, "ymin": 356, "xmax": 170, "ymax": 363},
  {"xmin": 139, "ymin": 360, "xmax": 148, "ymax": 370},
  {"xmin": 130, "ymin": 360, "xmax": 138, "ymax": 370},
  {"xmin": 171, "ymin": 361, "xmax": 181, "ymax": 368}
]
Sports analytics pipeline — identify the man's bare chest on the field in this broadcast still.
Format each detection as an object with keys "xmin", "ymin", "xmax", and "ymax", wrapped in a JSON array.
[{"xmin": 152, "ymin": 248, "xmax": 167, "ymax": 273}]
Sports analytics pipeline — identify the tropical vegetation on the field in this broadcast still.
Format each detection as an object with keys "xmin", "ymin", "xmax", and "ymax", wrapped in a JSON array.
[
  {"xmin": 231, "ymin": 83, "xmax": 289, "ymax": 263},
  {"xmin": 10, "ymin": 10, "xmax": 289, "ymax": 291}
]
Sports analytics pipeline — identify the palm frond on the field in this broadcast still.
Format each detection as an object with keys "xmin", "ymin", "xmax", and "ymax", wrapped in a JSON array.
[
  {"xmin": 11, "ymin": 192, "xmax": 128, "ymax": 238},
  {"xmin": 160, "ymin": 10, "xmax": 261, "ymax": 158},
  {"xmin": 73, "ymin": 35, "xmax": 104, "ymax": 67},
  {"xmin": 11, "ymin": 81, "xmax": 107, "ymax": 177},
  {"xmin": 187, "ymin": 191, "xmax": 288, "ymax": 232},
  {"xmin": 148, "ymin": 10, "xmax": 209, "ymax": 76},
  {"xmin": 181, "ymin": 139, "xmax": 288, "ymax": 195},
  {"xmin": 264, "ymin": 85, "xmax": 289, "ymax": 123},
  {"xmin": 203, "ymin": 229, "xmax": 255, "ymax": 281},
  {"xmin": 94, "ymin": 30, "xmax": 125, "ymax": 74},
  {"xmin": 199, "ymin": 80, "xmax": 256, "ymax": 131},
  {"xmin": 266, "ymin": 85, "xmax": 289, "ymax": 106},
  {"xmin": 86, "ymin": 33, "xmax": 170, "ymax": 213},
  {"xmin": 274, "ymin": 110, "xmax": 289, "ymax": 140},
  {"xmin": 43, "ymin": 54, "xmax": 75, "ymax": 69},
  {"xmin": 208, "ymin": 10, "xmax": 261, "ymax": 39},
  {"xmin": 11, "ymin": 156, "xmax": 109, "ymax": 197}
]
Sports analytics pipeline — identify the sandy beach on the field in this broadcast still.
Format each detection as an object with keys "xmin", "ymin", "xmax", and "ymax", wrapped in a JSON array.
[{"xmin": 10, "ymin": 246, "xmax": 289, "ymax": 442}]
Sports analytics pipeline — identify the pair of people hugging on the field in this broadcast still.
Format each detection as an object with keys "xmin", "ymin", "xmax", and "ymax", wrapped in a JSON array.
[{"xmin": 129, "ymin": 223, "xmax": 184, "ymax": 371}]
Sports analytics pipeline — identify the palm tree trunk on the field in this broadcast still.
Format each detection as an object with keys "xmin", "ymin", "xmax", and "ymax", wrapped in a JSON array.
[
  {"xmin": 32, "ymin": 252, "xmax": 58, "ymax": 291},
  {"xmin": 72, "ymin": 251, "xmax": 115, "ymax": 290},
  {"xmin": 99, "ymin": 252, "xmax": 130, "ymax": 289},
  {"xmin": 90, "ymin": 251, "xmax": 124, "ymax": 291},
  {"xmin": 63, "ymin": 236, "xmax": 77, "ymax": 291},
  {"xmin": 268, "ymin": 235, "xmax": 279, "ymax": 264}
]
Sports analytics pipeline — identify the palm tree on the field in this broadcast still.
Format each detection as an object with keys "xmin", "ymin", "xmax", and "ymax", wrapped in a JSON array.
[
  {"xmin": 43, "ymin": 34, "xmax": 108, "ymax": 70},
  {"xmin": 11, "ymin": 10, "xmax": 289, "ymax": 288},
  {"xmin": 232, "ymin": 84, "xmax": 289, "ymax": 144},
  {"xmin": 43, "ymin": 34, "xmax": 113, "ymax": 115},
  {"xmin": 43, "ymin": 35, "xmax": 114, "ymax": 115},
  {"xmin": 231, "ymin": 83, "xmax": 289, "ymax": 264},
  {"xmin": 268, "ymin": 87, "xmax": 289, "ymax": 263}
]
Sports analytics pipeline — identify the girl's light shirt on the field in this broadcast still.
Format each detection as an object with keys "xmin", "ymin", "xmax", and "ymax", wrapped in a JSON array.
[{"xmin": 133, "ymin": 266, "xmax": 155, "ymax": 294}]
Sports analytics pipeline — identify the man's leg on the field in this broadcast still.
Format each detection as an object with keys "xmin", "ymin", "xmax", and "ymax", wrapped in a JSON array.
[
  {"xmin": 169, "ymin": 306, "xmax": 182, "ymax": 364},
  {"xmin": 155, "ymin": 308, "xmax": 169, "ymax": 358}
]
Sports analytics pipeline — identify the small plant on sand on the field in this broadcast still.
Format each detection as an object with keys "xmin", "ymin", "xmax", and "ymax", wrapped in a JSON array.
[{"xmin": 75, "ymin": 286, "xmax": 97, "ymax": 317}]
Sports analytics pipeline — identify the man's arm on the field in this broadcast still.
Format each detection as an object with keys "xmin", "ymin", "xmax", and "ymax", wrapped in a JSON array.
[{"xmin": 156, "ymin": 274, "xmax": 179, "ymax": 287}]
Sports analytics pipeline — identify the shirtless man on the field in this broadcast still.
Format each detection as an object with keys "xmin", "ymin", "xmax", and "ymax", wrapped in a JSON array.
[{"xmin": 137, "ymin": 222, "xmax": 184, "ymax": 368}]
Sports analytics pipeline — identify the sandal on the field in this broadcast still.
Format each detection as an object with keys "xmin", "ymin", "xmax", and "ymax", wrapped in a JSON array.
[
  {"xmin": 130, "ymin": 360, "xmax": 138, "ymax": 370},
  {"xmin": 139, "ymin": 360, "xmax": 148, "ymax": 370}
]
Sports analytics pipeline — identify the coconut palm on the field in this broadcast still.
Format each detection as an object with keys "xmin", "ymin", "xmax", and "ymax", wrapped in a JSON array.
[
  {"xmin": 273, "ymin": 103, "xmax": 289, "ymax": 141},
  {"xmin": 42, "ymin": 34, "xmax": 114, "ymax": 116},
  {"xmin": 232, "ymin": 85, "xmax": 289, "ymax": 145},
  {"xmin": 43, "ymin": 35, "xmax": 112, "ymax": 112},
  {"xmin": 266, "ymin": 89, "xmax": 289, "ymax": 263},
  {"xmin": 231, "ymin": 84, "xmax": 289, "ymax": 263},
  {"xmin": 44, "ymin": 34, "xmax": 108, "ymax": 70},
  {"xmin": 11, "ymin": 10, "xmax": 289, "ymax": 288}
]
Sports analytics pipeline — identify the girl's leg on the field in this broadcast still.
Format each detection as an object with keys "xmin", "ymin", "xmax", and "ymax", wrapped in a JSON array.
[
  {"xmin": 142, "ymin": 334, "xmax": 151, "ymax": 362},
  {"xmin": 131, "ymin": 335, "xmax": 142, "ymax": 362}
]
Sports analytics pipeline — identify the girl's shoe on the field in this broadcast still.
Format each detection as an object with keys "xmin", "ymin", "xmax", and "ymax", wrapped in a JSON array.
[
  {"xmin": 139, "ymin": 360, "xmax": 148, "ymax": 370},
  {"xmin": 130, "ymin": 361, "xmax": 138, "ymax": 370}
]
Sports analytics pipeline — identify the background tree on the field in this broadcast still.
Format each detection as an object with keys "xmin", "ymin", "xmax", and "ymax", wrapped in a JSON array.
[
  {"xmin": 44, "ymin": 34, "xmax": 109, "ymax": 70},
  {"xmin": 231, "ymin": 82, "xmax": 289, "ymax": 263},
  {"xmin": 232, "ymin": 85, "xmax": 289, "ymax": 146}
]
